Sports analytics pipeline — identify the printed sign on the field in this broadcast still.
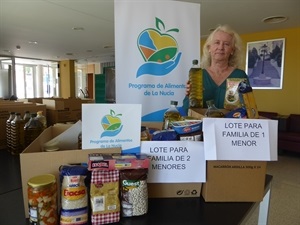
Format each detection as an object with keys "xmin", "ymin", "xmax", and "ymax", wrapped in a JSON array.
[
  {"xmin": 82, "ymin": 104, "xmax": 142, "ymax": 153},
  {"xmin": 141, "ymin": 141, "xmax": 206, "ymax": 183},
  {"xmin": 115, "ymin": 0, "xmax": 200, "ymax": 121},
  {"xmin": 203, "ymin": 118, "xmax": 278, "ymax": 161}
]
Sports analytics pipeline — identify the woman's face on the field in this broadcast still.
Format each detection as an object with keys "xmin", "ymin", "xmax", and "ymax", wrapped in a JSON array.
[{"xmin": 208, "ymin": 30, "xmax": 234, "ymax": 62}]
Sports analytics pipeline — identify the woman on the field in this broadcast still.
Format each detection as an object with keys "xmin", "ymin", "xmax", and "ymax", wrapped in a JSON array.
[{"xmin": 182, "ymin": 24, "xmax": 250, "ymax": 114}]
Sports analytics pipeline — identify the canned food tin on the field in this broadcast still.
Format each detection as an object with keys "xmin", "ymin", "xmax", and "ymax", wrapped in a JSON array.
[{"xmin": 27, "ymin": 174, "xmax": 58, "ymax": 225}]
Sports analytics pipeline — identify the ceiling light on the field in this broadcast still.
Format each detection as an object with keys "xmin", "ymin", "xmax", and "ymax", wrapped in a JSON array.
[
  {"xmin": 262, "ymin": 15, "xmax": 288, "ymax": 24},
  {"xmin": 28, "ymin": 41, "xmax": 38, "ymax": 44},
  {"xmin": 72, "ymin": 27, "xmax": 84, "ymax": 31}
]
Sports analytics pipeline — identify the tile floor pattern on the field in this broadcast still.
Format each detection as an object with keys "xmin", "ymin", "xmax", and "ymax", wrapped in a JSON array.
[
  {"xmin": 245, "ymin": 152, "xmax": 300, "ymax": 225},
  {"xmin": 0, "ymin": 150, "xmax": 299, "ymax": 225}
]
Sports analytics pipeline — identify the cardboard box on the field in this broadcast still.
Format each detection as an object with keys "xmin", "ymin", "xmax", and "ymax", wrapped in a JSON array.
[
  {"xmin": 42, "ymin": 98, "xmax": 94, "ymax": 110},
  {"xmin": 141, "ymin": 122, "xmax": 203, "ymax": 198},
  {"xmin": 20, "ymin": 124, "xmax": 121, "ymax": 218},
  {"xmin": 188, "ymin": 107, "xmax": 229, "ymax": 119},
  {"xmin": 201, "ymin": 160, "xmax": 267, "ymax": 202},
  {"xmin": 0, "ymin": 101, "xmax": 46, "ymax": 149}
]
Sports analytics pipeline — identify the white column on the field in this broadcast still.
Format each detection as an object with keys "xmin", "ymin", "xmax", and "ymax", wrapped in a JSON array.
[{"xmin": 36, "ymin": 65, "xmax": 44, "ymax": 97}]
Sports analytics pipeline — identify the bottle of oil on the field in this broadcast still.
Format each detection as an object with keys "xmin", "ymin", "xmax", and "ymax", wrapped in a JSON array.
[
  {"xmin": 36, "ymin": 111, "xmax": 47, "ymax": 130},
  {"xmin": 24, "ymin": 113, "xmax": 43, "ymax": 148},
  {"xmin": 205, "ymin": 100, "xmax": 224, "ymax": 118},
  {"xmin": 189, "ymin": 59, "xmax": 203, "ymax": 108},
  {"xmin": 6, "ymin": 112, "xmax": 16, "ymax": 152},
  {"xmin": 162, "ymin": 100, "xmax": 182, "ymax": 130},
  {"xmin": 23, "ymin": 111, "xmax": 31, "ymax": 123},
  {"xmin": 10, "ymin": 112, "xmax": 25, "ymax": 155}
]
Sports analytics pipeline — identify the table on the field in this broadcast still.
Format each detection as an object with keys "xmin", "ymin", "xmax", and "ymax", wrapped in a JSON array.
[
  {"xmin": 23, "ymin": 175, "xmax": 272, "ymax": 225},
  {"xmin": 115, "ymin": 174, "xmax": 272, "ymax": 225}
]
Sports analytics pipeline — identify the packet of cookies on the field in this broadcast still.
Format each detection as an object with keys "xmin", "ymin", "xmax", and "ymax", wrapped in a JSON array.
[{"xmin": 224, "ymin": 78, "xmax": 245, "ymax": 110}]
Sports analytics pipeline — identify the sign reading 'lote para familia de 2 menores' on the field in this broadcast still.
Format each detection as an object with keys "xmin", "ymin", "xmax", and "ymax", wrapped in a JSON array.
[{"xmin": 82, "ymin": 104, "xmax": 142, "ymax": 154}]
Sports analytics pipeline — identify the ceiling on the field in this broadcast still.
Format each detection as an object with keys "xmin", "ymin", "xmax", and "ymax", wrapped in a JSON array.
[{"xmin": 0, "ymin": 0, "xmax": 299, "ymax": 65}]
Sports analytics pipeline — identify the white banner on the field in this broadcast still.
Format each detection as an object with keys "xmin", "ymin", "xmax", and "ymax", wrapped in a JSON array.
[
  {"xmin": 141, "ymin": 141, "xmax": 206, "ymax": 183},
  {"xmin": 203, "ymin": 118, "xmax": 278, "ymax": 161},
  {"xmin": 114, "ymin": 0, "xmax": 200, "ymax": 121}
]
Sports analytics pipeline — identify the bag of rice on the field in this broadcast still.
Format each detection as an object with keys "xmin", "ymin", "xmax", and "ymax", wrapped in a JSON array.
[{"xmin": 59, "ymin": 165, "xmax": 89, "ymax": 225}]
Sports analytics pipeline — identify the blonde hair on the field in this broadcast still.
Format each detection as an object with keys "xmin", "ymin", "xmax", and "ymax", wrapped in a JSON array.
[{"xmin": 201, "ymin": 24, "xmax": 244, "ymax": 69}]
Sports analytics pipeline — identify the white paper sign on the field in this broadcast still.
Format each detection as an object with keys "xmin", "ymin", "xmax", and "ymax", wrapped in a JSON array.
[
  {"xmin": 82, "ymin": 104, "xmax": 142, "ymax": 153},
  {"xmin": 203, "ymin": 118, "xmax": 278, "ymax": 161},
  {"xmin": 141, "ymin": 141, "xmax": 206, "ymax": 183}
]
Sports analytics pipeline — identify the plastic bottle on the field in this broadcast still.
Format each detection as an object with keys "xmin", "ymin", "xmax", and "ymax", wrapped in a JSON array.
[
  {"xmin": 10, "ymin": 112, "xmax": 25, "ymax": 155},
  {"xmin": 205, "ymin": 100, "xmax": 224, "ymax": 118},
  {"xmin": 36, "ymin": 111, "xmax": 47, "ymax": 129},
  {"xmin": 189, "ymin": 59, "xmax": 203, "ymax": 108},
  {"xmin": 162, "ymin": 100, "xmax": 182, "ymax": 130},
  {"xmin": 24, "ymin": 113, "xmax": 43, "ymax": 148},
  {"xmin": 6, "ymin": 112, "xmax": 15, "ymax": 152},
  {"xmin": 23, "ymin": 111, "xmax": 31, "ymax": 123}
]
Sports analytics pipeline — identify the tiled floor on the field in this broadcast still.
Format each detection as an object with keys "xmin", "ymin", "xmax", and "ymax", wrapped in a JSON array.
[{"xmin": 0, "ymin": 149, "xmax": 299, "ymax": 225}]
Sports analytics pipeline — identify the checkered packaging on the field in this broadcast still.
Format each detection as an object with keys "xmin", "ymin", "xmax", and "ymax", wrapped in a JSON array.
[{"xmin": 91, "ymin": 170, "xmax": 120, "ymax": 225}]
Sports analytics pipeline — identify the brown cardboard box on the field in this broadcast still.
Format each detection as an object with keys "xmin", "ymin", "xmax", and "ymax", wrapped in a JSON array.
[
  {"xmin": 201, "ymin": 160, "xmax": 267, "ymax": 202},
  {"xmin": 0, "ymin": 101, "xmax": 46, "ymax": 149},
  {"xmin": 42, "ymin": 98, "xmax": 94, "ymax": 110},
  {"xmin": 142, "ymin": 121, "xmax": 203, "ymax": 198},
  {"xmin": 20, "ymin": 124, "xmax": 121, "ymax": 218},
  {"xmin": 188, "ymin": 107, "xmax": 229, "ymax": 119}
]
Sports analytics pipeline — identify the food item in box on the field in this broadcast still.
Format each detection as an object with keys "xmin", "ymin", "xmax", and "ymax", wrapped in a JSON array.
[
  {"xmin": 59, "ymin": 165, "xmax": 88, "ymax": 225},
  {"xmin": 171, "ymin": 120, "xmax": 202, "ymax": 134},
  {"xmin": 120, "ymin": 169, "xmax": 148, "ymax": 217},
  {"xmin": 90, "ymin": 170, "xmax": 120, "ymax": 224},
  {"xmin": 151, "ymin": 129, "xmax": 178, "ymax": 141},
  {"xmin": 27, "ymin": 174, "xmax": 58, "ymax": 225},
  {"xmin": 225, "ymin": 107, "xmax": 247, "ymax": 118},
  {"xmin": 224, "ymin": 78, "xmax": 245, "ymax": 110}
]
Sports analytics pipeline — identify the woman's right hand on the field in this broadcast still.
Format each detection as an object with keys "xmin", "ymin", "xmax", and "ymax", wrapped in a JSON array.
[{"xmin": 185, "ymin": 80, "xmax": 191, "ymax": 96}]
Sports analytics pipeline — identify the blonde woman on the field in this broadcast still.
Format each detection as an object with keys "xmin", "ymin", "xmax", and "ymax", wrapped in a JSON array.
[{"xmin": 183, "ymin": 24, "xmax": 250, "ymax": 113}]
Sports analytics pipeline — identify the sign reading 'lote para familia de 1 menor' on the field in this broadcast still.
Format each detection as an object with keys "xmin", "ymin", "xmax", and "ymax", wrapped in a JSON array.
[{"xmin": 203, "ymin": 118, "xmax": 278, "ymax": 161}]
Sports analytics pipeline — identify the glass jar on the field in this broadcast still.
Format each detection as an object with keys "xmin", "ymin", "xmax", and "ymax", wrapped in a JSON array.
[
  {"xmin": 141, "ymin": 126, "xmax": 151, "ymax": 141},
  {"xmin": 27, "ymin": 174, "xmax": 58, "ymax": 225}
]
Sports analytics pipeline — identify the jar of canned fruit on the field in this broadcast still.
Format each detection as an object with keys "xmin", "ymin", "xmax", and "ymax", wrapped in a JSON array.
[{"xmin": 27, "ymin": 174, "xmax": 58, "ymax": 225}]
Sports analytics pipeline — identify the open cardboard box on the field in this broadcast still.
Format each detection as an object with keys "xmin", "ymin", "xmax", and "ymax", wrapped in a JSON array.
[
  {"xmin": 142, "ymin": 122, "xmax": 203, "ymax": 198},
  {"xmin": 20, "ymin": 124, "xmax": 121, "ymax": 218},
  {"xmin": 188, "ymin": 108, "xmax": 268, "ymax": 202}
]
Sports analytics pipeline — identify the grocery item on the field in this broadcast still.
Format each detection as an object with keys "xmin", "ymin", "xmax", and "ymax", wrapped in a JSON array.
[
  {"xmin": 120, "ymin": 169, "xmax": 148, "ymax": 217},
  {"xmin": 171, "ymin": 120, "xmax": 202, "ymax": 134},
  {"xmin": 10, "ymin": 112, "xmax": 25, "ymax": 155},
  {"xmin": 162, "ymin": 100, "xmax": 182, "ymax": 130},
  {"xmin": 36, "ymin": 111, "xmax": 47, "ymax": 129},
  {"xmin": 59, "ymin": 165, "xmax": 88, "ymax": 225},
  {"xmin": 24, "ymin": 113, "xmax": 43, "ymax": 148},
  {"xmin": 205, "ymin": 100, "xmax": 224, "ymax": 118},
  {"xmin": 6, "ymin": 112, "xmax": 15, "ymax": 152},
  {"xmin": 224, "ymin": 78, "xmax": 245, "ymax": 110},
  {"xmin": 90, "ymin": 170, "xmax": 120, "ymax": 225},
  {"xmin": 27, "ymin": 174, "xmax": 58, "ymax": 225},
  {"xmin": 189, "ymin": 59, "xmax": 203, "ymax": 108}
]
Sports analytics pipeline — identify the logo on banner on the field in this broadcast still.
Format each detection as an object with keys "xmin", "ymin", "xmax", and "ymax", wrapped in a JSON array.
[
  {"xmin": 136, "ymin": 17, "xmax": 182, "ymax": 77},
  {"xmin": 100, "ymin": 109, "xmax": 123, "ymax": 138}
]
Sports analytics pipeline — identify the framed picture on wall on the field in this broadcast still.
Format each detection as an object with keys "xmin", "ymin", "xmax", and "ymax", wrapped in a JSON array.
[{"xmin": 245, "ymin": 38, "xmax": 285, "ymax": 89}]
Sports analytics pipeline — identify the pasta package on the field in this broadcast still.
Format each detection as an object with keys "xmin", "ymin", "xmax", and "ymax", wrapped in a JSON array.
[
  {"xmin": 224, "ymin": 78, "xmax": 245, "ymax": 110},
  {"xmin": 59, "ymin": 165, "xmax": 89, "ymax": 225},
  {"xmin": 90, "ymin": 170, "xmax": 120, "ymax": 225}
]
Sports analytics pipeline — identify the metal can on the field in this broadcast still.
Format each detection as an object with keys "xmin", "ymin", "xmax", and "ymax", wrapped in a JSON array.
[{"xmin": 27, "ymin": 174, "xmax": 58, "ymax": 225}]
